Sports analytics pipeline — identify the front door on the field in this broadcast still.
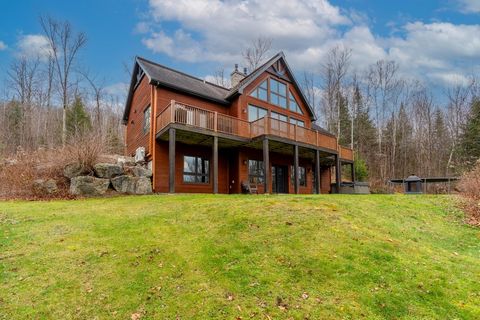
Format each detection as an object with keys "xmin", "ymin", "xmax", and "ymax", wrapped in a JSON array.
[{"xmin": 272, "ymin": 165, "xmax": 288, "ymax": 193}]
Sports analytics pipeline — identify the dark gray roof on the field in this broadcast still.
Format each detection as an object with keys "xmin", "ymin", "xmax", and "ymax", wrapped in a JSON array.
[
  {"xmin": 123, "ymin": 53, "xmax": 318, "ymax": 123},
  {"xmin": 311, "ymin": 123, "xmax": 335, "ymax": 137},
  {"xmin": 137, "ymin": 57, "xmax": 230, "ymax": 104}
]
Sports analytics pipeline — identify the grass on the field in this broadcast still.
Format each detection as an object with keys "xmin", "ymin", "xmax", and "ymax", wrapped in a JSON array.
[{"xmin": 1, "ymin": 194, "xmax": 479, "ymax": 319}]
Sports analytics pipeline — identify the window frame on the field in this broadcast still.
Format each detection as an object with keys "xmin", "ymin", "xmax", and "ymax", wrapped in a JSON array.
[
  {"xmin": 143, "ymin": 104, "xmax": 151, "ymax": 135},
  {"xmin": 248, "ymin": 159, "xmax": 264, "ymax": 185},
  {"xmin": 249, "ymin": 80, "xmax": 268, "ymax": 102},
  {"xmin": 271, "ymin": 111, "xmax": 288, "ymax": 122},
  {"xmin": 183, "ymin": 155, "xmax": 210, "ymax": 184},
  {"xmin": 248, "ymin": 104, "xmax": 268, "ymax": 122},
  {"xmin": 270, "ymin": 78, "xmax": 287, "ymax": 109},
  {"xmin": 289, "ymin": 117, "xmax": 305, "ymax": 127},
  {"xmin": 290, "ymin": 166, "xmax": 307, "ymax": 187},
  {"xmin": 288, "ymin": 89, "xmax": 303, "ymax": 115}
]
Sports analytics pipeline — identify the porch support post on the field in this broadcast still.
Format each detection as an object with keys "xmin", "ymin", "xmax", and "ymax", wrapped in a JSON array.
[
  {"xmin": 351, "ymin": 162, "xmax": 355, "ymax": 183},
  {"xmin": 315, "ymin": 149, "xmax": 321, "ymax": 194},
  {"xmin": 212, "ymin": 136, "xmax": 218, "ymax": 194},
  {"xmin": 168, "ymin": 128, "xmax": 176, "ymax": 193},
  {"xmin": 293, "ymin": 144, "xmax": 299, "ymax": 194},
  {"xmin": 335, "ymin": 154, "xmax": 341, "ymax": 194},
  {"xmin": 263, "ymin": 137, "xmax": 270, "ymax": 194}
]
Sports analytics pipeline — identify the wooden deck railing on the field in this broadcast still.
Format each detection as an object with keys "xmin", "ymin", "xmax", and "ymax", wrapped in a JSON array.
[
  {"xmin": 156, "ymin": 100, "xmax": 354, "ymax": 161},
  {"xmin": 339, "ymin": 146, "xmax": 354, "ymax": 161}
]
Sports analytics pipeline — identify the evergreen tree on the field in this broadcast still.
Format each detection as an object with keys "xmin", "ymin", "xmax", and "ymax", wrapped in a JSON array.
[
  {"xmin": 66, "ymin": 95, "xmax": 91, "ymax": 138},
  {"xmin": 459, "ymin": 99, "xmax": 480, "ymax": 168},
  {"xmin": 6, "ymin": 101, "xmax": 23, "ymax": 151},
  {"xmin": 432, "ymin": 109, "xmax": 449, "ymax": 175},
  {"xmin": 338, "ymin": 93, "xmax": 351, "ymax": 146},
  {"xmin": 352, "ymin": 84, "xmax": 376, "ymax": 158}
]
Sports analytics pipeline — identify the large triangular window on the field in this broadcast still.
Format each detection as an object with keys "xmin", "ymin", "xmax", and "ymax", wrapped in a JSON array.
[
  {"xmin": 250, "ymin": 80, "xmax": 268, "ymax": 101},
  {"xmin": 289, "ymin": 89, "xmax": 303, "ymax": 114}
]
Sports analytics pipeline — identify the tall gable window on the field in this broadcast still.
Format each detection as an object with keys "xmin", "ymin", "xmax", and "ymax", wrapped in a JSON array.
[
  {"xmin": 183, "ymin": 156, "xmax": 209, "ymax": 183},
  {"xmin": 249, "ymin": 77, "xmax": 304, "ymax": 116},
  {"xmin": 250, "ymin": 80, "xmax": 268, "ymax": 101},
  {"xmin": 289, "ymin": 90, "xmax": 303, "ymax": 114},
  {"xmin": 270, "ymin": 78, "xmax": 287, "ymax": 108},
  {"xmin": 143, "ymin": 105, "xmax": 151, "ymax": 135},
  {"xmin": 248, "ymin": 104, "xmax": 267, "ymax": 122}
]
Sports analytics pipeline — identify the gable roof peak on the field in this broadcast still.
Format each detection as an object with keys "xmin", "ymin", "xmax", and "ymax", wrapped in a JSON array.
[{"xmin": 226, "ymin": 51, "xmax": 317, "ymax": 121}]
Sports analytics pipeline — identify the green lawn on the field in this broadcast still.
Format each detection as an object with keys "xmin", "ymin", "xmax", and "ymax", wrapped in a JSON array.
[{"xmin": 1, "ymin": 194, "xmax": 479, "ymax": 319}]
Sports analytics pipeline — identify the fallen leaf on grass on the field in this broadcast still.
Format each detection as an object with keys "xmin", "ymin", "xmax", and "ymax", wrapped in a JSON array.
[{"xmin": 131, "ymin": 312, "xmax": 142, "ymax": 320}]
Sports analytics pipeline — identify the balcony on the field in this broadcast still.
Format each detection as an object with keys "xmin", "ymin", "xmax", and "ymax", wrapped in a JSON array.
[{"xmin": 156, "ymin": 100, "xmax": 354, "ymax": 161}]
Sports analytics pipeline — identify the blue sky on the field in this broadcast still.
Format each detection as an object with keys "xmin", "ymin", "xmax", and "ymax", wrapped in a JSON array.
[{"xmin": 0, "ymin": 0, "xmax": 479, "ymax": 102}]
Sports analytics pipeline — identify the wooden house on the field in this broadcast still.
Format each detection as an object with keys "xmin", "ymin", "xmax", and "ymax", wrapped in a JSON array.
[{"xmin": 123, "ymin": 52, "xmax": 354, "ymax": 194}]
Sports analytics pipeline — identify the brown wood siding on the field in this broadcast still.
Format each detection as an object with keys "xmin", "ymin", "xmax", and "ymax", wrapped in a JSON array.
[
  {"xmin": 320, "ymin": 167, "xmax": 332, "ymax": 194},
  {"xmin": 236, "ymin": 147, "xmax": 314, "ymax": 194},
  {"xmin": 155, "ymin": 86, "xmax": 231, "ymax": 117},
  {"xmin": 125, "ymin": 75, "xmax": 152, "ymax": 156},
  {"xmin": 153, "ymin": 141, "xmax": 229, "ymax": 193}
]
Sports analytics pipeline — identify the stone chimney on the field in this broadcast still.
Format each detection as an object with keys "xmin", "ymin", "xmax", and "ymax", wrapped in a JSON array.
[{"xmin": 230, "ymin": 64, "xmax": 246, "ymax": 87}]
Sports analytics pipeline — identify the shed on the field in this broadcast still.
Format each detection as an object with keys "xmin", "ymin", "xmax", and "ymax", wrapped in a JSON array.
[{"xmin": 404, "ymin": 175, "xmax": 423, "ymax": 194}]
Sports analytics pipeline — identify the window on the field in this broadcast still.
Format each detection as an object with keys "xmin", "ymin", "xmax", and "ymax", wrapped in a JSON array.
[
  {"xmin": 248, "ymin": 104, "xmax": 268, "ymax": 122},
  {"xmin": 288, "ymin": 90, "xmax": 303, "ymax": 114},
  {"xmin": 183, "ymin": 156, "xmax": 209, "ymax": 183},
  {"xmin": 289, "ymin": 118, "xmax": 305, "ymax": 127},
  {"xmin": 270, "ymin": 78, "xmax": 287, "ymax": 108},
  {"xmin": 271, "ymin": 111, "xmax": 287, "ymax": 122},
  {"xmin": 143, "ymin": 105, "xmax": 151, "ymax": 134},
  {"xmin": 290, "ymin": 166, "xmax": 307, "ymax": 186},
  {"xmin": 248, "ymin": 160, "xmax": 264, "ymax": 184},
  {"xmin": 250, "ymin": 80, "xmax": 268, "ymax": 101}
]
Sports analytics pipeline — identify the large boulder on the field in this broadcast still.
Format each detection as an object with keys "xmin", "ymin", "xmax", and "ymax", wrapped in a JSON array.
[
  {"xmin": 70, "ymin": 176, "xmax": 110, "ymax": 196},
  {"xmin": 64, "ymin": 163, "xmax": 88, "ymax": 179},
  {"xmin": 93, "ymin": 163, "xmax": 123, "ymax": 179},
  {"xmin": 111, "ymin": 175, "xmax": 152, "ymax": 195},
  {"xmin": 117, "ymin": 156, "xmax": 136, "ymax": 167},
  {"xmin": 33, "ymin": 179, "xmax": 58, "ymax": 195},
  {"xmin": 125, "ymin": 166, "xmax": 152, "ymax": 178}
]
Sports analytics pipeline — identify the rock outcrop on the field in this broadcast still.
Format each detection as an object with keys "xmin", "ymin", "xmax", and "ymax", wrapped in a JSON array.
[
  {"xmin": 70, "ymin": 176, "xmax": 110, "ymax": 196},
  {"xmin": 93, "ymin": 163, "xmax": 123, "ymax": 179},
  {"xmin": 33, "ymin": 179, "xmax": 58, "ymax": 194},
  {"xmin": 111, "ymin": 175, "xmax": 152, "ymax": 195}
]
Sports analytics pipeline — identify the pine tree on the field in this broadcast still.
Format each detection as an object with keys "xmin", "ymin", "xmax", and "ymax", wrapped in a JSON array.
[
  {"xmin": 66, "ymin": 95, "xmax": 91, "ymax": 138},
  {"xmin": 338, "ymin": 93, "xmax": 351, "ymax": 146},
  {"xmin": 459, "ymin": 99, "xmax": 480, "ymax": 168}
]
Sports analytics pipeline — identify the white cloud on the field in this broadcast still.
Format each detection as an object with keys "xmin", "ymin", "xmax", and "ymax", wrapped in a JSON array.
[
  {"xmin": 17, "ymin": 34, "xmax": 52, "ymax": 60},
  {"xmin": 0, "ymin": 41, "xmax": 7, "ymax": 51},
  {"xmin": 386, "ymin": 22, "xmax": 480, "ymax": 85},
  {"xmin": 142, "ymin": 0, "xmax": 350, "ymax": 65},
  {"xmin": 458, "ymin": 0, "xmax": 480, "ymax": 13},
  {"xmin": 138, "ymin": 0, "xmax": 480, "ymax": 89}
]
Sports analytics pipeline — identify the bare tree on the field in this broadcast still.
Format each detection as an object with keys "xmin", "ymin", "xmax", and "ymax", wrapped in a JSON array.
[
  {"xmin": 320, "ymin": 46, "xmax": 351, "ymax": 137},
  {"xmin": 81, "ymin": 70, "xmax": 105, "ymax": 129},
  {"xmin": 7, "ymin": 56, "xmax": 40, "ymax": 106},
  {"xmin": 242, "ymin": 37, "xmax": 272, "ymax": 72},
  {"xmin": 40, "ymin": 15, "xmax": 87, "ymax": 146},
  {"xmin": 212, "ymin": 68, "xmax": 230, "ymax": 88}
]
